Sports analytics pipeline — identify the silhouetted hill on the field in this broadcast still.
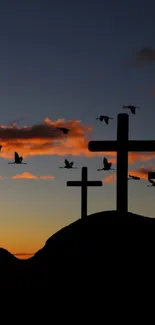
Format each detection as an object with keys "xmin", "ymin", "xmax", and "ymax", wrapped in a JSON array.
[
  {"xmin": 1, "ymin": 210, "xmax": 155, "ymax": 288},
  {"xmin": 0, "ymin": 247, "xmax": 24, "ymax": 287},
  {"xmin": 0, "ymin": 248, "xmax": 18, "ymax": 267}
]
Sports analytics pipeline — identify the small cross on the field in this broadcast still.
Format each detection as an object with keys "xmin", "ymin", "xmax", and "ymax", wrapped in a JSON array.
[
  {"xmin": 67, "ymin": 166, "xmax": 103, "ymax": 218},
  {"xmin": 88, "ymin": 113, "xmax": 155, "ymax": 213}
]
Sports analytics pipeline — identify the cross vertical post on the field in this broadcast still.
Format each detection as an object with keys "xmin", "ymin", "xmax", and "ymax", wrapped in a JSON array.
[
  {"xmin": 117, "ymin": 114, "xmax": 129, "ymax": 212},
  {"xmin": 81, "ymin": 167, "xmax": 87, "ymax": 218}
]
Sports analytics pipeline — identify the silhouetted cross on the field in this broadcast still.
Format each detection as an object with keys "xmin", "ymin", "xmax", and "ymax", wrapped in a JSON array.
[
  {"xmin": 67, "ymin": 166, "xmax": 103, "ymax": 218},
  {"xmin": 88, "ymin": 113, "xmax": 155, "ymax": 213}
]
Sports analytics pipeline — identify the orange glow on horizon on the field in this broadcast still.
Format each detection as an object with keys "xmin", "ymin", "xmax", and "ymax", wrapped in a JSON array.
[{"xmin": 14, "ymin": 253, "xmax": 34, "ymax": 260}]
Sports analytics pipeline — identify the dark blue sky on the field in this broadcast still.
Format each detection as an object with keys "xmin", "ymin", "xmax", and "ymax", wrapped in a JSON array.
[
  {"xmin": 0, "ymin": 0, "xmax": 154, "ymax": 123},
  {"xmin": 1, "ymin": 0, "xmax": 155, "ymax": 255}
]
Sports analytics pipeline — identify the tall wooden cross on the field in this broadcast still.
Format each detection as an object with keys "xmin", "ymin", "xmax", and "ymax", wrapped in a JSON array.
[
  {"xmin": 67, "ymin": 166, "xmax": 103, "ymax": 218},
  {"xmin": 88, "ymin": 113, "xmax": 155, "ymax": 213}
]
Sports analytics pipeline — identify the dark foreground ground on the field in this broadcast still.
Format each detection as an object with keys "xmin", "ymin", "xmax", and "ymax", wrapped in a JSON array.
[{"xmin": 1, "ymin": 210, "xmax": 155, "ymax": 289}]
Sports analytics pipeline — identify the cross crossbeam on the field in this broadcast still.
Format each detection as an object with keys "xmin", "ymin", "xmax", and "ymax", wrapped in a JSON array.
[
  {"xmin": 89, "ymin": 140, "xmax": 155, "ymax": 152},
  {"xmin": 88, "ymin": 113, "xmax": 155, "ymax": 213},
  {"xmin": 67, "ymin": 166, "xmax": 102, "ymax": 218}
]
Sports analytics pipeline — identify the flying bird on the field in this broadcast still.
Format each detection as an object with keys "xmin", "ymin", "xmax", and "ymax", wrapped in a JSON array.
[
  {"xmin": 122, "ymin": 105, "xmax": 140, "ymax": 115},
  {"xmin": 57, "ymin": 127, "xmax": 70, "ymax": 134},
  {"xmin": 59, "ymin": 159, "xmax": 77, "ymax": 169},
  {"xmin": 96, "ymin": 115, "xmax": 113, "ymax": 124},
  {"xmin": 147, "ymin": 179, "xmax": 155, "ymax": 187},
  {"xmin": 97, "ymin": 157, "xmax": 115, "ymax": 171},
  {"xmin": 128, "ymin": 175, "xmax": 140, "ymax": 180},
  {"xmin": 8, "ymin": 152, "xmax": 27, "ymax": 164},
  {"xmin": 0, "ymin": 145, "xmax": 2, "ymax": 152}
]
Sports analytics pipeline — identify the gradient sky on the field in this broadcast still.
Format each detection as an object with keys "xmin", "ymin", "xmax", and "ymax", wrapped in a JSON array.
[{"xmin": 1, "ymin": 0, "xmax": 155, "ymax": 258}]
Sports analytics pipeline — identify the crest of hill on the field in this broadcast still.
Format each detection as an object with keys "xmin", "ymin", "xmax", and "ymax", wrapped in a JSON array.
[
  {"xmin": 33, "ymin": 210, "xmax": 155, "ymax": 262},
  {"xmin": 0, "ymin": 247, "xmax": 20, "ymax": 275},
  {"xmin": 1, "ymin": 210, "xmax": 155, "ymax": 288},
  {"xmin": 1, "ymin": 210, "xmax": 155, "ymax": 265},
  {"xmin": 0, "ymin": 248, "xmax": 18, "ymax": 262}
]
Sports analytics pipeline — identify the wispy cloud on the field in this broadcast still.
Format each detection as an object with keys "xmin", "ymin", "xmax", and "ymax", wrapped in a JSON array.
[
  {"xmin": 0, "ymin": 118, "xmax": 102, "ymax": 159},
  {"xmin": 129, "ymin": 165, "xmax": 155, "ymax": 180},
  {"xmin": 98, "ymin": 152, "xmax": 155, "ymax": 167},
  {"xmin": 14, "ymin": 252, "xmax": 34, "ymax": 256},
  {"xmin": 39, "ymin": 175, "xmax": 55, "ymax": 180},
  {"xmin": 102, "ymin": 174, "xmax": 116, "ymax": 184},
  {"xmin": 11, "ymin": 172, "xmax": 55, "ymax": 180},
  {"xmin": 102, "ymin": 165, "xmax": 155, "ymax": 184},
  {"xmin": 7, "ymin": 165, "xmax": 155, "ymax": 183},
  {"xmin": 0, "ymin": 118, "xmax": 154, "ymax": 165},
  {"xmin": 14, "ymin": 252, "xmax": 34, "ymax": 259}
]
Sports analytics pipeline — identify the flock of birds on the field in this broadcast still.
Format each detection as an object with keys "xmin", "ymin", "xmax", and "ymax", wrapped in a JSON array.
[
  {"xmin": 57, "ymin": 104, "xmax": 154, "ymax": 187},
  {"xmin": 96, "ymin": 105, "xmax": 155, "ymax": 187},
  {"xmin": 95, "ymin": 105, "xmax": 155, "ymax": 187},
  {"xmin": 95, "ymin": 105, "xmax": 140, "ymax": 124},
  {"xmin": 127, "ymin": 175, "xmax": 155, "ymax": 188},
  {"xmin": 0, "ymin": 105, "xmax": 154, "ymax": 186}
]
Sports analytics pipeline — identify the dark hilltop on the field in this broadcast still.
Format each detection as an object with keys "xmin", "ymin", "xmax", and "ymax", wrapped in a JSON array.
[{"xmin": 1, "ymin": 210, "xmax": 155, "ymax": 288}]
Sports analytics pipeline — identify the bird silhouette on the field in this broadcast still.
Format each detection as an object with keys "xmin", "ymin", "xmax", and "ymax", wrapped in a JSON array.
[
  {"xmin": 59, "ymin": 159, "xmax": 77, "ymax": 169},
  {"xmin": 96, "ymin": 115, "xmax": 113, "ymax": 124},
  {"xmin": 57, "ymin": 127, "xmax": 70, "ymax": 134},
  {"xmin": 0, "ymin": 145, "xmax": 2, "ymax": 152},
  {"xmin": 122, "ymin": 105, "xmax": 140, "ymax": 115},
  {"xmin": 97, "ymin": 157, "xmax": 115, "ymax": 171},
  {"xmin": 8, "ymin": 152, "xmax": 27, "ymax": 164},
  {"xmin": 128, "ymin": 175, "xmax": 140, "ymax": 180},
  {"xmin": 147, "ymin": 178, "xmax": 155, "ymax": 187}
]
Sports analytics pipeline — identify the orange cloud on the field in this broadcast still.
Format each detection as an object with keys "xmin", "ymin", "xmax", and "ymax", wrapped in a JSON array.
[
  {"xmin": 129, "ymin": 165, "xmax": 155, "ymax": 180},
  {"xmin": 0, "ymin": 118, "xmax": 155, "ymax": 165},
  {"xmin": 12, "ymin": 172, "xmax": 37, "ymax": 179},
  {"xmin": 102, "ymin": 174, "xmax": 116, "ymax": 184},
  {"xmin": 12, "ymin": 172, "xmax": 55, "ymax": 180},
  {"xmin": 102, "ymin": 164, "xmax": 155, "ymax": 184},
  {"xmin": 0, "ymin": 118, "xmax": 102, "ymax": 159},
  {"xmin": 39, "ymin": 175, "xmax": 55, "ymax": 180}
]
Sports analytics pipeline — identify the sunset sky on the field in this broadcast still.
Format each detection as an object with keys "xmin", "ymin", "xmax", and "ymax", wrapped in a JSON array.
[{"xmin": 1, "ymin": 0, "xmax": 155, "ymax": 258}]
